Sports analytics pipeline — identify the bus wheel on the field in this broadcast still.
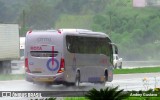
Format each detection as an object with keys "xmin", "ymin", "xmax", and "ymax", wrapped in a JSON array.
[
  {"xmin": 63, "ymin": 82, "xmax": 74, "ymax": 87},
  {"xmin": 75, "ymin": 71, "xmax": 80, "ymax": 87},
  {"xmin": 104, "ymin": 70, "xmax": 108, "ymax": 83}
]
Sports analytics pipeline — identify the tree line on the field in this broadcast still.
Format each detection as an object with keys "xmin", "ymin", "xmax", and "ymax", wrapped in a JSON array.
[{"xmin": 0, "ymin": 0, "xmax": 160, "ymax": 60}]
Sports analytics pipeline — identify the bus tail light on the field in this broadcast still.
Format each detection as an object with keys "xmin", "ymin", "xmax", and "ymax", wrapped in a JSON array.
[
  {"xmin": 57, "ymin": 29, "xmax": 61, "ymax": 34},
  {"xmin": 25, "ymin": 58, "xmax": 30, "ymax": 73},
  {"xmin": 58, "ymin": 58, "xmax": 65, "ymax": 73}
]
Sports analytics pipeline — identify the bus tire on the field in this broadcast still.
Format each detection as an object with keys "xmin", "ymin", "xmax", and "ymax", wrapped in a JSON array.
[
  {"xmin": 104, "ymin": 70, "xmax": 108, "ymax": 82},
  {"xmin": 75, "ymin": 71, "xmax": 80, "ymax": 87},
  {"xmin": 25, "ymin": 75, "xmax": 33, "ymax": 82},
  {"xmin": 101, "ymin": 70, "xmax": 108, "ymax": 86},
  {"xmin": 63, "ymin": 82, "xmax": 74, "ymax": 87}
]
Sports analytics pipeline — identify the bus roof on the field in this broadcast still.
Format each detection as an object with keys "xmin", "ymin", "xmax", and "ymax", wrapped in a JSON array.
[
  {"xmin": 58, "ymin": 29, "xmax": 92, "ymax": 32},
  {"xmin": 58, "ymin": 29, "xmax": 109, "ymax": 37},
  {"xmin": 26, "ymin": 29, "xmax": 109, "ymax": 38}
]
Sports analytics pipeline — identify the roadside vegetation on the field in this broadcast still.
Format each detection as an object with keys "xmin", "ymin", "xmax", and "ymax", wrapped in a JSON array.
[
  {"xmin": 0, "ymin": 74, "xmax": 24, "ymax": 80},
  {"xmin": 64, "ymin": 97, "xmax": 160, "ymax": 100},
  {"xmin": 64, "ymin": 87, "xmax": 160, "ymax": 100},
  {"xmin": 64, "ymin": 96, "xmax": 160, "ymax": 100},
  {"xmin": 0, "ymin": 0, "xmax": 160, "ymax": 61},
  {"xmin": 113, "ymin": 67, "xmax": 160, "ymax": 74},
  {"xmin": 85, "ymin": 86, "xmax": 129, "ymax": 100}
]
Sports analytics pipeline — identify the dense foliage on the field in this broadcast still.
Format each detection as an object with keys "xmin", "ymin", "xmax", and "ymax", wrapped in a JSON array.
[
  {"xmin": 85, "ymin": 86, "xmax": 129, "ymax": 100},
  {"xmin": 0, "ymin": 0, "xmax": 160, "ymax": 60}
]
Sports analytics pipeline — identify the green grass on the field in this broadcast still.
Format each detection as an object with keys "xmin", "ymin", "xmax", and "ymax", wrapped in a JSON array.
[
  {"xmin": 124, "ymin": 97, "xmax": 160, "ymax": 100},
  {"xmin": 0, "ymin": 74, "xmax": 24, "ymax": 81},
  {"xmin": 64, "ymin": 97, "xmax": 160, "ymax": 100},
  {"xmin": 114, "ymin": 67, "xmax": 160, "ymax": 74},
  {"xmin": 64, "ymin": 97, "xmax": 87, "ymax": 100}
]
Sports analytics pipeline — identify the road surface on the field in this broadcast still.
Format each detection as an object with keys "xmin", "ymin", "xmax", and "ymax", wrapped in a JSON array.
[
  {"xmin": 0, "ymin": 73, "xmax": 160, "ymax": 99},
  {"xmin": 5, "ymin": 60, "xmax": 160, "ymax": 99}
]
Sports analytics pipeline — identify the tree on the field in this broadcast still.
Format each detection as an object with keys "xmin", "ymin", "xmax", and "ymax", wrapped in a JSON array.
[{"xmin": 24, "ymin": 0, "xmax": 54, "ymax": 29}]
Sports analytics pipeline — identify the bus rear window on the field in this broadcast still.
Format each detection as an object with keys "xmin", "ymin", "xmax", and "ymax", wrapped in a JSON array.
[{"xmin": 30, "ymin": 51, "xmax": 58, "ymax": 57}]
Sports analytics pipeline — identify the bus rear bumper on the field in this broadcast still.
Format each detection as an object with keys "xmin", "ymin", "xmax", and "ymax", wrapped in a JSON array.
[{"xmin": 25, "ymin": 72, "xmax": 65, "ymax": 84}]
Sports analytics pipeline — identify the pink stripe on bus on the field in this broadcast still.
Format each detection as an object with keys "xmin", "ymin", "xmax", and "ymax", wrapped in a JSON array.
[{"xmin": 52, "ymin": 46, "xmax": 54, "ymax": 66}]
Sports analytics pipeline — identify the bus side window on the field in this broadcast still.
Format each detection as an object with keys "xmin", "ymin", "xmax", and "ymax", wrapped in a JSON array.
[
  {"xmin": 66, "ymin": 35, "xmax": 79, "ymax": 53},
  {"xmin": 66, "ymin": 36, "xmax": 72, "ymax": 52}
]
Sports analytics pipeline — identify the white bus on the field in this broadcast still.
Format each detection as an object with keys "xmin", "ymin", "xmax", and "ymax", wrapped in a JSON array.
[{"xmin": 24, "ymin": 29, "xmax": 118, "ymax": 86}]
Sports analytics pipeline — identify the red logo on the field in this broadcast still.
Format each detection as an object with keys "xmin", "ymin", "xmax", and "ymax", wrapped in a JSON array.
[{"xmin": 30, "ymin": 46, "xmax": 42, "ymax": 51}]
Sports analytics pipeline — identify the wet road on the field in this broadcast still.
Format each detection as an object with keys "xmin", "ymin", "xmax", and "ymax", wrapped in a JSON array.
[
  {"xmin": 9, "ymin": 60, "xmax": 160, "ymax": 92},
  {"xmin": 0, "ymin": 73, "xmax": 160, "ymax": 99},
  {"xmin": 0, "ymin": 73, "xmax": 160, "ymax": 91},
  {"xmin": 109, "ymin": 73, "xmax": 160, "ymax": 91},
  {"xmin": 5, "ymin": 60, "xmax": 160, "ymax": 99}
]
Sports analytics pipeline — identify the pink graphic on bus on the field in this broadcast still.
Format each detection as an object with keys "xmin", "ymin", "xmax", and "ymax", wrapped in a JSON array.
[{"xmin": 30, "ymin": 46, "xmax": 42, "ymax": 51}]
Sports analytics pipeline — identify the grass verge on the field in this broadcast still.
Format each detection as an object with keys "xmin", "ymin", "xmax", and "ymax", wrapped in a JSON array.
[
  {"xmin": 64, "ymin": 97, "xmax": 86, "ymax": 100},
  {"xmin": 114, "ymin": 67, "xmax": 160, "ymax": 74},
  {"xmin": 0, "ymin": 74, "xmax": 24, "ymax": 81},
  {"xmin": 64, "ymin": 97, "xmax": 160, "ymax": 100}
]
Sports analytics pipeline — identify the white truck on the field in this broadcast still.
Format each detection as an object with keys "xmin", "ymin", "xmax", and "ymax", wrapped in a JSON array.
[
  {"xmin": 113, "ymin": 54, "xmax": 122, "ymax": 69},
  {"xmin": 0, "ymin": 24, "xmax": 20, "ymax": 74}
]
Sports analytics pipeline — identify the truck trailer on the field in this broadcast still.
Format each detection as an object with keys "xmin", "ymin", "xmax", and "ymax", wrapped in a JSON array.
[{"xmin": 0, "ymin": 24, "xmax": 20, "ymax": 74}]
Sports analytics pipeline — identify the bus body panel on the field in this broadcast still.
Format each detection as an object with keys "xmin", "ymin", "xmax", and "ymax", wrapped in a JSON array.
[
  {"xmin": 25, "ymin": 31, "xmax": 65, "ymax": 82},
  {"xmin": 75, "ymin": 54, "xmax": 108, "ymax": 82},
  {"xmin": 63, "ymin": 32, "xmax": 113, "ymax": 83},
  {"xmin": 25, "ymin": 29, "xmax": 114, "ymax": 84}
]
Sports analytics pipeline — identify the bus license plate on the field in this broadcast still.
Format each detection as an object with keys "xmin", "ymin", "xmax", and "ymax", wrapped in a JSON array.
[
  {"xmin": 100, "ymin": 76, "xmax": 105, "ymax": 81},
  {"xmin": 34, "ymin": 68, "xmax": 42, "ymax": 72},
  {"xmin": 34, "ymin": 77, "xmax": 53, "ymax": 82}
]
